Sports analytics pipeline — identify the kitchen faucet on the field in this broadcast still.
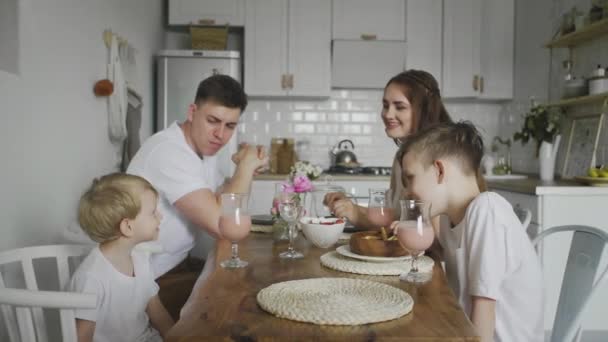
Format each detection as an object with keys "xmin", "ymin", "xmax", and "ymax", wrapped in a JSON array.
[{"xmin": 492, "ymin": 136, "xmax": 512, "ymax": 174}]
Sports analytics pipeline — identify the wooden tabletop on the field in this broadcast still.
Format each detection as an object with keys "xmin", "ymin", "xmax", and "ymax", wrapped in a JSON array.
[{"xmin": 166, "ymin": 233, "xmax": 479, "ymax": 341}]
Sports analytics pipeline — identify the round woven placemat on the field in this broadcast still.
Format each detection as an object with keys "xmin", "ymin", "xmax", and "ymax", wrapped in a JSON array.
[
  {"xmin": 251, "ymin": 224, "xmax": 274, "ymax": 233},
  {"xmin": 257, "ymin": 277, "xmax": 412, "ymax": 325},
  {"xmin": 320, "ymin": 251, "xmax": 434, "ymax": 276}
]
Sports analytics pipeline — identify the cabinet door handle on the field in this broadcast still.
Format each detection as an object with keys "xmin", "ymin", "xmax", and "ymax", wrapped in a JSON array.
[
  {"xmin": 289, "ymin": 74, "xmax": 294, "ymax": 89},
  {"xmin": 360, "ymin": 33, "xmax": 377, "ymax": 40},
  {"xmin": 281, "ymin": 74, "xmax": 287, "ymax": 89},
  {"xmin": 198, "ymin": 19, "xmax": 216, "ymax": 25},
  {"xmin": 472, "ymin": 75, "xmax": 479, "ymax": 91},
  {"xmin": 480, "ymin": 76, "xmax": 485, "ymax": 93}
]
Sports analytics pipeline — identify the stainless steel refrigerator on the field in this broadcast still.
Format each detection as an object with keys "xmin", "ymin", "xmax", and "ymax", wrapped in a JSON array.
[
  {"xmin": 156, "ymin": 50, "xmax": 241, "ymax": 258},
  {"xmin": 156, "ymin": 49, "xmax": 241, "ymax": 177}
]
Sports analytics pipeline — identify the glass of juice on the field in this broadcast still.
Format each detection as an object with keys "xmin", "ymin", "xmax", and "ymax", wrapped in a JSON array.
[
  {"xmin": 395, "ymin": 199, "xmax": 434, "ymax": 283},
  {"xmin": 219, "ymin": 193, "xmax": 252, "ymax": 268},
  {"xmin": 367, "ymin": 188, "xmax": 395, "ymax": 229}
]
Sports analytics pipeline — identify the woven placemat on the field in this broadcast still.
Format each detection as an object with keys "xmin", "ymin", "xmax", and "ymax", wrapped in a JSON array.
[
  {"xmin": 257, "ymin": 277, "xmax": 412, "ymax": 325},
  {"xmin": 320, "ymin": 251, "xmax": 434, "ymax": 276},
  {"xmin": 251, "ymin": 224, "xmax": 274, "ymax": 233}
]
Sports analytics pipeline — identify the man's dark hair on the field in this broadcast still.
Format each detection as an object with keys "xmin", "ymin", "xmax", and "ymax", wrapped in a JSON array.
[{"xmin": 194, "ymin": 74, "xmax": 248, "ymax": 112}]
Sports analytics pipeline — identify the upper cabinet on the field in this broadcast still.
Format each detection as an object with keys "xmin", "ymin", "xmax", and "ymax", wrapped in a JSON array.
[
  {"xmin": 332, "ymin": 0, "xmax": 406, "ymax": 40},
  {"xmin": 405, "ymin": 0, "xmax": 443, "ymax": 87},
  {"xmin": 332, "ymin": 40, "xmax": 406, "ymax": 89},
  {"xmin": 331, "ymin": 0, "xmax": 406, "ymax": 89},
  {"xmin": 168, "ymin": 0, "xmax": 245, "ymax": 26},
  {"xmin": 244, "ymin": 0, "xmax": 331, "ymax": 97},
  {"xmin": 442, "ymin": 0, "xmax": 514, "ymax": 99}
]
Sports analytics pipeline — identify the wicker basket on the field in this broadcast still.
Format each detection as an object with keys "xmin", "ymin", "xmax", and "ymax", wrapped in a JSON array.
[{"xmin": 189, "ymin": 26, "xmax": 228, "ymax": 50}]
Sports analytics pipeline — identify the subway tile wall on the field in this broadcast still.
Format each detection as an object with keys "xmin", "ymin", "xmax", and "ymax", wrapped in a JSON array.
[{"xmin": 238, "ymin": 89, "xmax": 502, "ymax": 170}]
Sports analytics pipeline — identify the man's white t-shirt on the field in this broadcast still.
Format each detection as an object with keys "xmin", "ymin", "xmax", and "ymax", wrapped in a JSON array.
[
  {"xmin": 127, "ymin": 122, "xmax": 224, "ymax": 277},
  {"xmin": 438, "ymin": 192, "xmax": 544, "ymax": 342},
  {"xmin": 67, "ymin": 247, "xmax": 162, "ymax": 342}
]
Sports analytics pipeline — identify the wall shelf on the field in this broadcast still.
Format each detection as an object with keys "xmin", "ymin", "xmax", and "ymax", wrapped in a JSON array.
[
  {"xmin": 546, "ymin": 92, "xmax": 608, "ymax": 107},
  {"xmin": 545, "ymin": 18, "xmax": 608, "ymax": 48}
]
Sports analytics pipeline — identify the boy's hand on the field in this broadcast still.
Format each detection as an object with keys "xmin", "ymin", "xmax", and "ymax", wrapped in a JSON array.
[{"xmin": 389, "ymin": 220, "xmax": 400, "ymax": 232}]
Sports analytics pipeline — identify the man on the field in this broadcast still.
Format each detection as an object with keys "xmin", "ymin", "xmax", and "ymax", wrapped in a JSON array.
[{"xmin": 127, "ymin": 74, "xmax": 267, "ymax": 319}]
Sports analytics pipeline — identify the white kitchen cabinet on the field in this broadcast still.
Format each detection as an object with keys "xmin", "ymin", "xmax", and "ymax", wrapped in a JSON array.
[
  {"xmin": 168, "ymin": 0, "xmax": 245, "ymax": 26},
  {"xmin": 332, "ymin": 40, "xmax": 406, "ymax": 89},
  {"xmin": 405, "ymin": 0, "xmax": 443, "ymax": 86},
  {"xmin": 332, "ymin": 0, "xmax": 406, "ymax": 41},
  {"xmin": 442, "ymin": 0, "xmax": 514, "ymax": 99},
  {"xmin": 492, "ymin": 186, "xmax": 608, "ymax": 338},
  {"xmin": 244, "ymin": 0, "xmax": 331, "ymax": 97}
]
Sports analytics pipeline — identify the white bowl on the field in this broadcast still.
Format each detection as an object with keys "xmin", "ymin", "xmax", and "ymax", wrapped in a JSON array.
[{"xmin": 299, "ymin": 217, "xmax": 346, "ymax": 249}]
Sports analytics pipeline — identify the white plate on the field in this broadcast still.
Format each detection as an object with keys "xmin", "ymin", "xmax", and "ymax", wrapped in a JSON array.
[{"xmin": 335, "ymin": 245, "xmax": 411, "ymax": 263}]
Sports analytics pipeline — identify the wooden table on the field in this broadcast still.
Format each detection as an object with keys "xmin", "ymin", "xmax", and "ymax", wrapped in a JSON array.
[{"xmin": 166, "ymin": 233, "xmax": 479, "ymax": 341}]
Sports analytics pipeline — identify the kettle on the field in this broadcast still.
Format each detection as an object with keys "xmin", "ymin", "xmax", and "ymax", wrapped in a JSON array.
[{"xmin": 331, "ymin": 139, "xmax": 359, "ymax": 167}]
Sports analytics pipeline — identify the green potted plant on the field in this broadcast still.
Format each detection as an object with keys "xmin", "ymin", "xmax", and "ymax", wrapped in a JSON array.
[{"xmin": 513, "ymin": 104, "xmax": 564, "ymax": 181}]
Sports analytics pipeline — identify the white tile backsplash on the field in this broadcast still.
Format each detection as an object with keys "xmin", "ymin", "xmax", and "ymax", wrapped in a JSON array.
[{"xmin": 239, "ymin": 89, "xmax": 502, "ymax": 170}]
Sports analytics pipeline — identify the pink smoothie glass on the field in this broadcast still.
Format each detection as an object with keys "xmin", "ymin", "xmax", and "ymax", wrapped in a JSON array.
[
  {"xmin": 367, "ymin": 188, "xmax": 395, "ymax": 229},
  {"xmin": 395, "ymin": 200, "xmax": 434, "ymax": 283},
  {"xmin": 219, "ymin": 193, "xmax": 252, "ymax": 268}
]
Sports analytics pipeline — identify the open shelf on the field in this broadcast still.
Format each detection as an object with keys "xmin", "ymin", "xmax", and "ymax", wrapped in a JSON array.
[
  {"xmin": 545, "ymin": 18, "xmax": 608, "ymax": 48},
  {"xmin": 546, "ymin": 92, "xmax": 608, "ymax": 107}
]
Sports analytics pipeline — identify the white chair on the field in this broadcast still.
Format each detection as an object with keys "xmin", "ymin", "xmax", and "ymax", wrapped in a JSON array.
[
  {"xmin": 532, "ymin": 225, "xmax": 608, "ymax": 342},
  {"xmin": 0, "ymin": 244, "xmax": 96, "ymax": 342}
]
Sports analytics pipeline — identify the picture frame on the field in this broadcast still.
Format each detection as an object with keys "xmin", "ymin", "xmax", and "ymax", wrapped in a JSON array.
[{"xmin": 561, "ymin": 113, "xmax": 605, "ymax": 178}]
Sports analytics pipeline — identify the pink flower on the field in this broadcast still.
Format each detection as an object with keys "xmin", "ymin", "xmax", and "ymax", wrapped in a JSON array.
[{"xmin": 292, "ymin": 175, "xmax": 313, "ymax": 193}]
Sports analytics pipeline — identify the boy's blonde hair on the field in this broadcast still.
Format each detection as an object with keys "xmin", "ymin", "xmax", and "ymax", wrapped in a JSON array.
[
  {"xmin": 398, "ymin": 121, "xmax": 487, "ymax": 190},
  {"xmin": 78, "ymin": 173, "xmax": 158, "ymax": 243}
]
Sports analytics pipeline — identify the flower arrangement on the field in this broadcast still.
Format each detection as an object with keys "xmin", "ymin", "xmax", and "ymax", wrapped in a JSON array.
[
  {"xmin": 513, "ymin": 104, "xmax": 564, "ymax": 155},
  {"xmin": 270, "ymin": 161, "xmax": 323, "ymax": 219}
]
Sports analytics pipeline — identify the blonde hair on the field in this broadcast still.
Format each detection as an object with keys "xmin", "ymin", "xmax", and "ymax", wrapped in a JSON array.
[{"xmin": 78, "ymin": 173, "xmax": 158, "ymax": 243}]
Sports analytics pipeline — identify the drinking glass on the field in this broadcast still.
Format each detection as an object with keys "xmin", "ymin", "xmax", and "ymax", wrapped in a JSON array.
[
  {"xmin": 219, "ymin": 193, "xmax": 252, "ymax": 268},
  {"xmin": 278, "ymin": 192, "xmax": 304, "ymax": 259},
  {"xmin": 367, "ymin": 188, "xmax": 395, "ymax": 228},
  {"xmin": 395, "ymin": 200, "xmax": 435, "ymax": 283},
  {"xmin": 272, "ymin": 183, "xmax": 297, "ymax": 241}
]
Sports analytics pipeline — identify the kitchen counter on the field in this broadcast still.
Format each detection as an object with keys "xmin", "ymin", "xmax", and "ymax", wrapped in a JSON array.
[
  {"xmin": 254, "ymin": 173, "xmax": 391, "ymax": 182},
  {"xmin": 487, "ymin": 176, "xmax": 608, "ymax": 195}
]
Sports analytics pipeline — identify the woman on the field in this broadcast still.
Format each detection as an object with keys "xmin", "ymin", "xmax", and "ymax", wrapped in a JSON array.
[{"xmin": 325, "ymin": 70, "xmax": 453, "ymax": 228}]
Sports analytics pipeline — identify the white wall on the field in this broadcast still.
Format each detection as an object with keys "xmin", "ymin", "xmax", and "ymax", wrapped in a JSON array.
[{"xmin": 0, "ymin": 0, "xmax": 163, "ymax": 253}]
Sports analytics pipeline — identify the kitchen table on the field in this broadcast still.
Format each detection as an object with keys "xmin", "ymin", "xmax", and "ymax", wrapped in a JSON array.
[{"xmin": 166, "ymin": 233, "xmax": 479, "ymax": 341}]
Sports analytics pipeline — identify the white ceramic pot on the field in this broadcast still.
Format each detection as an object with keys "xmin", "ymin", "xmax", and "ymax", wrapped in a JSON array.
[
  {"xmin": 589, "ymin": 76, "xmax": 608, "ymax": 95},
  {"xmin": 538, "ymin": 135, "xmax": 561, "ymax": 181}
]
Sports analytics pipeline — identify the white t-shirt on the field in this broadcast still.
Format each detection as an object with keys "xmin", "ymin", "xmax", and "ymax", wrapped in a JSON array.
[
  {"xmin": 67, "ymin": 247, "xmax": 161, "ymax": 342},
  {"xmin": 127, "ymin": 122, "xmax": 224, "ymax": 277},
  {"xmin": 438, "ymin": 192, "xmax": 544, "ymax": 342}
]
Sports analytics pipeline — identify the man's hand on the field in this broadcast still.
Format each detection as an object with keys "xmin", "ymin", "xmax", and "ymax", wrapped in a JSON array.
[{"xmin": 232, "ymin": 143, "xmax": 269, "ymax": 175}]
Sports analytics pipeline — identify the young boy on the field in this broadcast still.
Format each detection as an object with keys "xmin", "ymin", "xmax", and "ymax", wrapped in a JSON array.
[
  {"xmin": 398, "ymin": 122, "xmax": 543, "ymax": 342},
  {"xmin": 68, "ymin": 173, "xmax": 174, "ymax": 342}
]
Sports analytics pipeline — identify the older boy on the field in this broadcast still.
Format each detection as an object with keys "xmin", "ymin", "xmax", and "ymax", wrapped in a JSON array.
[{"xmin": 398, "ymin": 122, "xmax": 543, "ymax": 342}]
